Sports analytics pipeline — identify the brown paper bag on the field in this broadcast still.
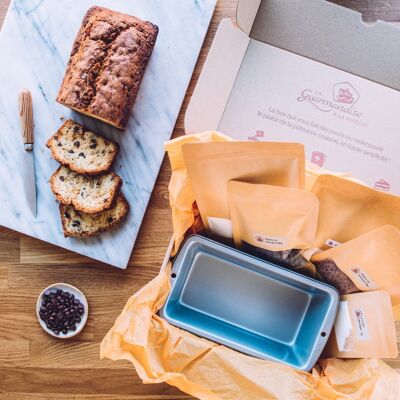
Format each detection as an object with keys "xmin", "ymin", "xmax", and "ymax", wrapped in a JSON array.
[
  {"xmin": 323, "ymin": 291, "xmax": 398, "ymax": 359},
  {"xmin": 311, "ymin": 174, "xmax": 400, "ymax": 250},
  {"xmin": 164, "ymin": 131, "xmax": 232, "ymax": 254},
  {"xmin": 312, "ymin": 225, "xmax": 400, "ymax": 320},
  {"xmin": 228, "ymin": 181, "xmax": 318, "ymax": 273},
  {"xmin": 182, "ymin": 141, "xmax": 305, "ymax": 238}
]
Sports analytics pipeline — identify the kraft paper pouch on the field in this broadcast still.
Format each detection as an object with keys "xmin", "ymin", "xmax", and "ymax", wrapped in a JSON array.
[
  {"xmin": 312, "ymin": 225, "xmax": 400, "ymax": 319},
  {"xmin": 182, "ymin": 141, "xmax": 305, "ymax": 238},
  {"xmin": 324, "ymin": 291, "xmax": 398, "ymax": 359},
  {"xmin": 100, "ymin": 258, "xmax": 400, "ymax": 399},
  {"xmin": 312, "ymin": 174, "xmax": 400, "ymax": 250},
  {"xmin": 164, "ymin": 131, "xmax": 232, "ymax": 254},
  {"xmin": 228, "ymin": 181, "xmax": 318, "ymax": 274},
  {"xmin": 305, "ymin": 160, "xmax": 364, "ymax": 191}
]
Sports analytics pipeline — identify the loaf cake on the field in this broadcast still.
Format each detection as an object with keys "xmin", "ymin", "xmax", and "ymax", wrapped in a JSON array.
[
  {"xmin": 47, "ymin": 120, "xmax": 119, "ymax": 175},
  {"xmin": 56, "ymin": 7, "xmax": 159, "ymax": 129},
  {"xmin": 50, "ymin": 166, "xmax": 122, "ymax": 214},
  {"xmin": 60, "ymin": 193, "xmax": 129, "ymax": 238}
]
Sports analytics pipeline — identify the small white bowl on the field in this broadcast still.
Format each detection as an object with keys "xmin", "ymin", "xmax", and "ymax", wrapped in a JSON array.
[{"xmin": 36, "ymin": 283, "xmax": 89, "ymax": 339}]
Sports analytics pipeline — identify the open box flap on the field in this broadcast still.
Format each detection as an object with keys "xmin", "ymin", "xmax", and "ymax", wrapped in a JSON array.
[
  {"xmin": 186, "ymin": 0, "xmax": 400, "ymax": 133},
  {"xmin": 185, "ymin": 19, "xmax": 249, "ymax": 134}
]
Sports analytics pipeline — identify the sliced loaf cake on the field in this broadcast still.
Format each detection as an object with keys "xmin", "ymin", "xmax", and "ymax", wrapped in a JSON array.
[
  {"xmin": 50, "ymin": 166, "xmax": 122, "ymax": 214},
  {"xmin": 47, "ymin": 120, "xmax": 119, "ymax": 175},
  {"xmin": 60, "ymin": 193, "xmax": 129, "ymax": 238}
]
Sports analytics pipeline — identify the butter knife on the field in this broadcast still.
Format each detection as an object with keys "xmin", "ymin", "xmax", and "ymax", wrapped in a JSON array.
[{"xmin": 18, "ymin": 89, "xmax": 37, "ymax": 217}]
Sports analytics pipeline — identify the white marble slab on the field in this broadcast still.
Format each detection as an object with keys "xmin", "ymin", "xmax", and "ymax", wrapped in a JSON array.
[{"xmin": 0, "ymin": 0, "xmax": 216, "ymax": 268}]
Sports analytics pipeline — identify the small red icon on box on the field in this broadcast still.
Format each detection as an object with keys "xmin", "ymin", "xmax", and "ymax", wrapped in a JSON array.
[
  {"xmin": 374, "ymin": 179, "xmax": 391, "ymax": 192},
  {"xmin": 248, "ymin": 131, "xmax": 265, "ymax": 141},
  {"xmin": 311, "ymin": 151, "xmax": 327, "ymax": 167}
]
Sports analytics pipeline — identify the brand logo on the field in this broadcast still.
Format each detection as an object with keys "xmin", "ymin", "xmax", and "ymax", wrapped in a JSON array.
[
  {"xmin": 348, "ymin": 267, "xmax": 377, "ymax": 290},
  {"xmin": 353, "ymin": 308, "xmax": 369, "ymax": 340},
  {"xmin": 297, "ymin": 82, "xmax": 362, "ymax": 118},
  {"xmin": 374, "ymin": 179, "xmax": 391, "ymax": 192},
  {"xmin": 311, "ymin": 151, "xmax": 327, "ymax": 167}
]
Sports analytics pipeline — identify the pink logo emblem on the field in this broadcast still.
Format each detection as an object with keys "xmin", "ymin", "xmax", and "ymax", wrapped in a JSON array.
[
  {"xmin": 374, "ymin": 179, "xmax": 391, "ymax": 192},
  {"xmin": 248, "ymin": 131, "xmax": 265, "ymax": 141},
  {"xmin": 311, "ymin": 151, "xmax": 327, "ymax": 167},
  {"xmin": 255, "ymin": 235, "xmax": 264, "ymax": 243},
  {"xmin": 333, "ymin": 82, "xmax": 359, "ymax": 106}
]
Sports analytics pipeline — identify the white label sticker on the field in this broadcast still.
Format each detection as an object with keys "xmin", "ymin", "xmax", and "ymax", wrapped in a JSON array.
[
  {"xmin": 254, "ymin": 234, "xmax": 288, "ymax": 248},
  {"xmin": 334, "ymin": 301, "xmax": 354, "ymax": 352},
  {"xmin": 325, "ymin": 239, "xmax": 342, "ymax": 248},
  {"xmin": 347, "ymin": 267, "xmax": 377, "ymax": 290},
  {"xmin": 352, "ymin": 308, "xmax": 369, "ymax": 341},
  {"xmin": 207, "ymin": 217, "xmax": 233, "ymax": 238}
]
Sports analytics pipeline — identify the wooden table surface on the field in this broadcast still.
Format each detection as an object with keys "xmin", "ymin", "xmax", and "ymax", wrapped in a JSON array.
[{"xmin": 0, "ymin": 1, "xmax": 399, "ymax": 399}]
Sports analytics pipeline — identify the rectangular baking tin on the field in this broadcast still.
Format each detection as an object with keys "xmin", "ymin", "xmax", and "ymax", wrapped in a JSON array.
[{"xmin": 160, "ymin": 235, "xmax": 339, "ymax": 371}]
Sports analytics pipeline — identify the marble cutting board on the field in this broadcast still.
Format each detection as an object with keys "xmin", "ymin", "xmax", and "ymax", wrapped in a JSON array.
[{"xmin": 0, "ymin": 0, "xmax": 216, "ymax": 268}]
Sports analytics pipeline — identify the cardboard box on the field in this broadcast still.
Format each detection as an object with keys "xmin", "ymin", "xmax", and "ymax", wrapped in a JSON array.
[{"xmin": 185, "ymin": 0, "xmax": 400, "ymax": 195}]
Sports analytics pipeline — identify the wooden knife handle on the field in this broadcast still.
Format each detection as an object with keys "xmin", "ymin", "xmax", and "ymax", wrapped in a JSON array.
[{"xmin": 18, "ymin": 89, "xmax": 34, "ymax": 146}]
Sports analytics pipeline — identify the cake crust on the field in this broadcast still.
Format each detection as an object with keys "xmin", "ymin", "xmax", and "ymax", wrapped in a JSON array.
[
  {"xmin": 60, "ymin": 192, "xmax": 130, "ymax": 238},
  {"xmin": 46, "ymin": 119, "xmax": 119, "ymax": 175},
  {"xmin": 56, "ymin": 6, "xmax": 158, "ymax": 129}
]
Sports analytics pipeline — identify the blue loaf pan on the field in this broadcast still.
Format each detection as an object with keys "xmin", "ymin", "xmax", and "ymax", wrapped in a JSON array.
[{"xmin": 160, "ymin": 235, "xmax": 339, "ymax": 371}]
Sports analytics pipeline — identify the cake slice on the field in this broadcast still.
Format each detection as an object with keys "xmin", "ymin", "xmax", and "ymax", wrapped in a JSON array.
[
  {"xmin": 60, "ymin": 193, "xmax": 129, "ymax": 238},
  {"xmin": 56, "ymin": 6, "xmax": 159, "ymax": 129},
  {"xmin": 47, "ymin": 120, "xmax": 119, "ymax": 175},
  {"xmin": 50, "ymin": 166, "xmax": 122, "ymax": 214}
]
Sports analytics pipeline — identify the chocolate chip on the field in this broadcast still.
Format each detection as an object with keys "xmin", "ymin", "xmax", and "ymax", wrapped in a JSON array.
[
  {"xmin": 64, "ymin": 212, "xmax": 71, "ymax": 219},
  {"xmin": 89, "ymin": 143, "xmax": 97, "ymax": 149},
  {"xmin": 72, "ymin": 220, "xmax": 81, "ymax": 227},
  {"xmin": 107, "ymin": 217, "xmax": 113, "ymax": 223},
  {"xmin": 57, "ymin": 142, "xmax": 62, "ymax": 147},
  {"xmin": 73, "ymin": 126, "xmax": 80, "ymax": 133},
  {"xmin": 74, "ymin": 141, "xmax": 80, "ymax": 148},
  {"xmin": 59, "ymin": 176, "xmax": 65, "ymax": 182},
  {"xmin": 68, "ymin": 150, "xmax": 74, "ymax": 154},
  {"xmin": 79, "ymin": 152, "xmax": 85, "ymax": 158},
  {"xmin": 39, "ymin": 288, "xmax": 85, "ymax": 336},
  {"xmin": 90, "ymin": 138, "xmax": 97, "ymax": 143}
]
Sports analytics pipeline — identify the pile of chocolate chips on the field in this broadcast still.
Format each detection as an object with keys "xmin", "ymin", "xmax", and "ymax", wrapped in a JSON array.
[{"xmin": 39, "ymin": 288, "xmax": 84, "ymax": 335}]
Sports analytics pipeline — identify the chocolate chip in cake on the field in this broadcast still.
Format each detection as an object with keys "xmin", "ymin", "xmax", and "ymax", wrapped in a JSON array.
[
  {"xmin": 78, "ymin": 152, "xmax": 86, "ymax": 158},
  {"xmin": 74, "ymin": 141, "xmax": 80, "ymax": 148}
]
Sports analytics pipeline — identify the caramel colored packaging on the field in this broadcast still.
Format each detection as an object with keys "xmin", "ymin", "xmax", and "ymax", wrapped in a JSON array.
[
  {"xmin": 228, "ymin": 181, "xmax": 318, "ymax": 273},
  {"xmin": 182, "ymin": 141, "xmax": 305, "ymax": 238},
  {"xmin": 312, "ymin": 225, "xmax": 400, "ymax": 319},
  {"xmin": 324, "ymin": 291, "xmax": 398, "ymax": 359},
  {"xmin": 312, "ymin": 174, "xmax": 400, "ymax": 250}
]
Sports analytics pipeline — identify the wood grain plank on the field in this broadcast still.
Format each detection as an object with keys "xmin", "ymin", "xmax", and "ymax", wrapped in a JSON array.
[
  {"xmin": 0, "ymin": 368, "xmax": 183, "ymax": 396},
  {"xmin": 0, "ymin": 340, "xmax": 29, "ymax": 367},
  {"xmin": 1, "ymin": 394, "xmax": 192, "ymax": 400}
]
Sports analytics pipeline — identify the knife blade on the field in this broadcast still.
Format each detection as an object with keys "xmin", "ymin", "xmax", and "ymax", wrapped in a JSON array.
[{"xmin": 18, "ymin": 89, "xmax": 37, "ymax": 217}]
